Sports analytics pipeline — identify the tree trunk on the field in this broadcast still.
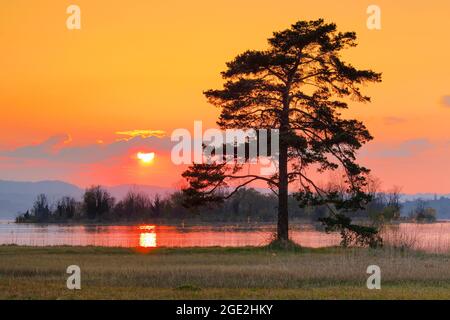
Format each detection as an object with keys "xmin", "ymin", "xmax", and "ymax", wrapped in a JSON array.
[
  {"xmin": 277, "ymin": 140, "xmax": 289, "ymax": 241},
  {"xmin": 277, "ymin": 94, "xmax": 290, "ymax": 242}
]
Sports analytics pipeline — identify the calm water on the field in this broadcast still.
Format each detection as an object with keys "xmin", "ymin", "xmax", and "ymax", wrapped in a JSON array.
[{"xmin": 0, "ymin": 221, "xmax": 449, "ymax": 253}]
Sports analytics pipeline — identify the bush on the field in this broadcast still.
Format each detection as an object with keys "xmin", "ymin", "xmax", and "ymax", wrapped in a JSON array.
[{"xmin": 409, "ymin": 199, "xmax": 437, "ymax": 223}]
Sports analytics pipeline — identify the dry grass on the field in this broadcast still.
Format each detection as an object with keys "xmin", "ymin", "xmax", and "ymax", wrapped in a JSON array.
[
  {"xmin": 0, "ymin": 245, "xmax": 449, "ymax": 299},
  {"xmin": 382, "ymin": 228, "xmax": 419, "ymax": 251}
]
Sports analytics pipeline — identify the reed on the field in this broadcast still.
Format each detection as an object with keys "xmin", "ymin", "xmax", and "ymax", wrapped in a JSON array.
[{"xmin": 0, "ymin": 245, "xmax": 449, "ymax": 299}]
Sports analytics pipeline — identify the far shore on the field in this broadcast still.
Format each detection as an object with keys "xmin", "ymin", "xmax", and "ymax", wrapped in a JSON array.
[{"xmin": 7, "ymin": 217, "xmax": 447, "ymax": 227}]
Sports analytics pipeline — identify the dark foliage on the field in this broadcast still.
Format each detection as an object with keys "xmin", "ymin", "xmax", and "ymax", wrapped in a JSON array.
[
  {"xmin": 83, "ymin": 186, "xmax": 115, "ymax": 220},
  {"xmin": 319, "ymin": 214, "xmax": 382, "ymax": 248}
]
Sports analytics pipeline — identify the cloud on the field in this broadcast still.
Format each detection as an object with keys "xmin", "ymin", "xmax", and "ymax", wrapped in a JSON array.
[
  {"xmin": 0, "ymin": 134, "xmax": 174, "ymax": 164},
  {"xmin": 441, "ymin": 95, "xmax": 450, "ymax": 107},
  {"xmin": 0, "ymin": 134, "xmax": 70, "ymax": 158},
  {"xmin": 361, "ymin": 139, "xmax": 433, "ymax": 158},
  {"xmin": 115, "ymin": 129, "xmax": 166, "ymax": 141}
]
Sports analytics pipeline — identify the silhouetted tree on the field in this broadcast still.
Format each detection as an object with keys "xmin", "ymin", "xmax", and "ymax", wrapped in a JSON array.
[
  {"xmin": 33, "ymin": 194, "xmax": 51, "ymax": 222},
  {"xmin": 364, "ymin": 184, "xmax": 402, "ymax": 223},
  {"xmin": 182, "ymin": 19, "xmax": 381, "ymax": 242},
  {"xmin": 114, "ymin": 189, "xmax": 152, "ymax": 221},
  {"xmin": 55, "ymin": 196, "xmax": 78, "ymax": 220},
  {"xmin": 83, "ymin": 186, "xmax": 115, "ymax": 220},
  {"xmin": 150, "ymin": 194, "xmax": 164, "ymax": 218},
  {"xmin": 168, "ymin": 191, "xmax": 192, "ymax": 219},
  {"xmin": 409, "ymin": 199, "xmax": 437, "ymax": 223}
]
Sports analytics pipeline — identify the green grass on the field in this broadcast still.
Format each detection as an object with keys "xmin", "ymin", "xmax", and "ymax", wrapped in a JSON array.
[{"xmin": 0, "ymin": 245, "xmax": 449, "ymax": 299}]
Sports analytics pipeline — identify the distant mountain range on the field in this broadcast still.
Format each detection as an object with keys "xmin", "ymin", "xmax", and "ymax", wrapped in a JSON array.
[
  {"xmin": 0, "ymin": 180, "xmax": 173, "ymax": 219},
  {"xmin": 0, "ymin": 179, "xmax": 449, "ymax": 219}
]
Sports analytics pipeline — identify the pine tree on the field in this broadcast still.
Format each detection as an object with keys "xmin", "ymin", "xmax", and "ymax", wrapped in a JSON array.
[{"xmin": 182, "ymin": 19, "xmax": 381, "ymax": 243}]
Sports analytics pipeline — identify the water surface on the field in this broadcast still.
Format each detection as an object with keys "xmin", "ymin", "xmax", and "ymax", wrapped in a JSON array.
[{"xmin": 0, "ymin": 221, "xmax": 449, "ymax": 253}]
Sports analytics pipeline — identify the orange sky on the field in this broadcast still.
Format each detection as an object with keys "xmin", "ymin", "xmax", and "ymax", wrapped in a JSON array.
[{"xmin": 1, "ymin": 0, "xmax": 450, "ymax": 192}]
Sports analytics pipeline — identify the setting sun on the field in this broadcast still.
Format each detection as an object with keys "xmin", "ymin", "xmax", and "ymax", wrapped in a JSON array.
[{"xmin": 137, "ymin": 152, "xmax": 155, "ymax": 164}]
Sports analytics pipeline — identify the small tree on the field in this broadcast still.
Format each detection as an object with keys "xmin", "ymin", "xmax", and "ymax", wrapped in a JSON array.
[
  {"xmin": 55, "ymin": 196, "xmax": 78, "ymax": 220},
  {"xmin": 367, "ymin": 186, "xmax": 402, "ymax": 223},
  {"xmin": 33, "ymin": 194, "xmax": 51, "ymax": 222},
  {"xmin": 150, "ymin": 194, "xmax": 164, "ymax": 218},
  {"xmin": 410, "ymin": 199, "xmax": 437, "ymax": 223},
  {"xmin": 383, "ymin": 187, "xmax": 402, "ymax": 220},
  {"xmin": 168, "ymin": 191, "xmax": 192, "ymax": 220},
  {"xmin": 115, "ymin": 189, "xmax": 152, "ymax": 221},
  {"xmin": 83, "ymin": 186, "xmax": 115, "ymax": 220},
  {"xmin": 15, "ymin": 210, "xmax": 31, "ymax": 223}
]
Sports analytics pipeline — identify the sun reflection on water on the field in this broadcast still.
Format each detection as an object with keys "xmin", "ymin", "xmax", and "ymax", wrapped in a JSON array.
[
  {"xmin": 138, "ymin": 225, "xmax": 157, "ymax": 248},
  {"xmin": 140, "ymin": 232, "xmax": 156, "ymax": 248}
]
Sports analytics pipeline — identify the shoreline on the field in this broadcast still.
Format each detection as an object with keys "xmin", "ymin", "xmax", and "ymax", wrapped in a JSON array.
[{"xmin": 6, "ymin": 217, "xmax": 449, "ymax": 226}]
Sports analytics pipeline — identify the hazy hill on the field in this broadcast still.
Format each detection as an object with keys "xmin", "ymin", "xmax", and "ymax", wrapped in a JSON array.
[
  {"xmin": 0, "ymin": 180, "xmax": 82, "ymax": 196},
  {"xmin": 0, "ymin": 180, "xmax": 83, "ymax": 219}
]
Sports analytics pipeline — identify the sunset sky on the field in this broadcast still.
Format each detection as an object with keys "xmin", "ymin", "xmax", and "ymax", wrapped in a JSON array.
[{"xmin": 1, "ymin": 0, "xmax": 449, "ymax": 193}]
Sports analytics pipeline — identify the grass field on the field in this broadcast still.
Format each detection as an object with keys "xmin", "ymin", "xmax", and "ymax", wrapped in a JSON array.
[{"xmin": 0, "ymin": 245, "xmax": 449, "ymax": 299}]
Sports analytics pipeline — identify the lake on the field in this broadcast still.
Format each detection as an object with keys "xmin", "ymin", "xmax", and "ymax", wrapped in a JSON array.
[{"xmin": 0, "ymin": 221, "xmax": 449, "ymax": 253}]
